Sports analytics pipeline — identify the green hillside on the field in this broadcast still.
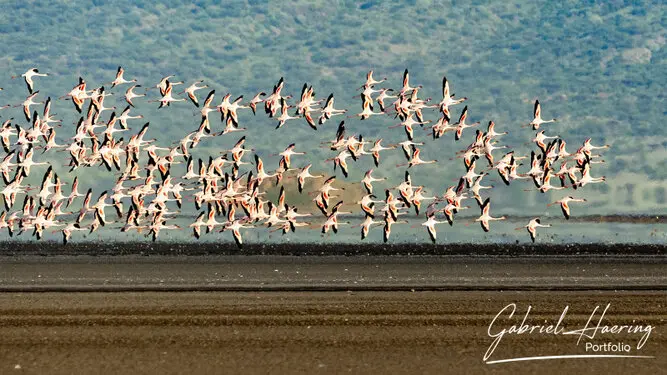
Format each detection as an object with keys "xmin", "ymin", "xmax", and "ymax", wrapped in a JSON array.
[{"xmin": 0, "ymin": 0, "xmax": 664, "ymax": 216}]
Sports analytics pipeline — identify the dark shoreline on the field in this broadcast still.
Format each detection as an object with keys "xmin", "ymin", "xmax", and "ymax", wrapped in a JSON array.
[{"xmin": 0, "ymin": 242, "xmax": 664, "ymax": 257}]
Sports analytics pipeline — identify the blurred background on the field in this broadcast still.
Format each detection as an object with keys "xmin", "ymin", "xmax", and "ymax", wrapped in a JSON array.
[{"xmin": 0, "ymin": 0, "xmax": 664, "ymax": 244}]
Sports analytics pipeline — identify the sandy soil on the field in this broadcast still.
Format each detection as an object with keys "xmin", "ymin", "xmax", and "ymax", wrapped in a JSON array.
[{"xmin": 0, "ymin": 291, "xmax": 664, "ymax": 375}]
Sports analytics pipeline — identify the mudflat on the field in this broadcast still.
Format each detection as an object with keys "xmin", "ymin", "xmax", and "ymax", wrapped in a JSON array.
[
  {"xmin": 1, "ymin": 255, "xmax": 665, "ymax": 291},
  {"xmin": 0, "ymin": 291, "xmax": 664, "ymax": 375}
]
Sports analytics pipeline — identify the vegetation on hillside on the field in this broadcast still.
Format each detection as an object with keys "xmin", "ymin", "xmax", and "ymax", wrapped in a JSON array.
[{"xmin": 0, "ymin": 0, "xmax": 664, "ymax": 215}]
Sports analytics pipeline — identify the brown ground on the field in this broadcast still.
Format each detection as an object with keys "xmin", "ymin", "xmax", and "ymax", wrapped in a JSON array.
[{"xmin": 0, "ymin": 291, "xmax": 664, "ymax": 375}]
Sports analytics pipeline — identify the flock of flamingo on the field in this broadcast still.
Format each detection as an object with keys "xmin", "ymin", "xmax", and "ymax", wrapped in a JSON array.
[{"xmin": 0, "ymin": 67, "xmax": 609, "ymax": 246}]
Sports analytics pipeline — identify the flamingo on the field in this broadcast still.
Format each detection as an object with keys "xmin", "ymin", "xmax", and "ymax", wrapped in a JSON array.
[
  {"xmin": 430, "ymin": 114, "xmax": 457, "ymax": 139},
  {"xmin": 110, "ymin": 66, "xmax": 137, "ymax": 88},
  {"xmin": 296, "ymin": 164, "xmax": 323, "ymax": 193},
  {"xmin": 358, "ymin": 86, "xmax": 382, "ymax": 107},
  {"xmin": 59, "ymin": 223, "xmax": 87, "ymax": 245},
  {"xmin": 397, "ymin": 145, "xmax": 437, "ymax": 168},
  {"xmin": 486, "ymin": 121, "xmax": 507, "ymax": 138},
  {"xmin": 62, "ymin": 77, "xmax": 87, "ymax": 113},
  {"xmin": 318, "ymin": 94, "xmax": 347, "ymax": 125},
  {"xmin": 253, "ymin": 155, "xmax": 276, "ymax": 185},
  {"xmin": 516, "ymin": 218, "xmax": 552, "ymax": 243},
  {"xmin": 248, "ymin": 92, "xmax": 266, "ymax": 115},
  {"xmin": 147, "ymin": 220, "xmax": 181, "ymax": 242},
  {"xmin": 361, "ymin": 70, "xmax": 387, "ymax": 88},
  {"xmin": 321, "ymin": 211, "xmax": 350, "ymax": 235},
  {"xmin": 18, "ymin": 92, "xmax": 42, "ymax": 122},
  {"xmin": 182, "ymin": 80, "xmax": 208, "ymax": 107},
  {"xmin": 462, "ymin": 160, "xmax": 483, "ymax": 188},
  {"xmin": 537, "ymin": 170, "xmax": 566, "ymax": 193},
  {"xmin": 223, "ymin": 220, "xmax": 254, "ymax": 249},
  {"xmin": 369, "ymin": 139, "xmax": 395, "ymax": 167},
  {"xmin": 395, "ymin": 140, "xmax": 424, "ymax": 161},
  {"xmin": 275, "ymin": 98, "xmax": 300, "ymax": 128},
  {"xmin": 547, "ymin": 196, "xmax": 587, "ymax": 220},
  {"xmin": 325, "ymin": 150, "xmax": 353, "ymax": 178},
  {"xmin": 361, "ymin": 169, "xmax": 386, "ymax": 194},
  {"xmin": 360, "ymin": 215, "xmax": 383, "ymax": 240},
  {"xmin": 278, "ymin": 143, "xmax": 306, "ymax": 169},
  {"xmin": 41, "ymin": 96, "xmax": 60, "ymax": 127},
  {"xmin": 475, "ymin": 198, "xmax": 506, "ymax": 232},
  {"xmin": 382, "ymin": 210, "xmax": 408, "ymax": 243},
  {"xmin": 219, "ymin": 95, "xmax": 246, "ymax": 125},
  {"xmin": 410, "ymin": 186, "xmax": 435, "ymax": 215},
  {"xmin": 576, "ymin": 162, "xmax": 606, "ymax": 187},
  {"xmin": 582, "ymin": 138, "xmax": 610, "ymax": 155},
  {"xmin": 153, "ymin": 82, "xmax": 185, "ymax": 108},
  {"xmin": 389, "ymin": 115, "xmax": 430, "ymax": 141},
  {"xmin": 399, "ymin": 69, "xmax": 422, "ymax": 95},
  {"xmin": 421, "ymin": 214, "xmax": 447, "ymax": 243},
  {"xmin": 471, "ymin": 174, "xmax": 493, "ymax": 207},
  {"xmin": 120, "ymin": 210, "xmax": 144, "ymax": 234},
  {"xmin": 13, "ymin": 68, "xmax": 48, "ymax": 94},
  {"xmin": 264, "ymin": 77, "xmax": 288, "ymax": 117},
  {"xmin": 532, "ymin": 130, "xmax": 559, "ymax": 153},
  {"xmin": 350, "ymin": 99, "xmax": 383, "ymax": 120},
  {"xmin": 528, "ymin": 100, "xmax": 557, "ymax": 130},
  {"xmin": 357, "ymin": 194, "xmax": 381, "ymax": 217},
  {"xmin": 453, "ymin": 106, "xmax": 480, "ymax": 141},
  {"xmin": 17, "ymin": 146, "xmax": 49, "ymax": 177},
  {"xmin": 438, "ymin": 76, "xmax": 467, "ymax": 116},
  {"xmin": 0, "ymin": 212, "xmax": 15, "ymax": 237},
  {"xmin": 155, "ymin": 75, "xmax": 181, "ymax": 95}
]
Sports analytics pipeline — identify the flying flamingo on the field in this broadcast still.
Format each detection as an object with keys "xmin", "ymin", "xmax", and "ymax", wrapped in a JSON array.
[
  {"xmin": 12, "ymin": 68, "xmax": 48, "ymax": 94},
  {"xmin": 547, "ymin": 196, "xmax": 587, "ymax": 220},
  {"xmin": 516, "ymin": 218, "xmax": 552, "ymax": 243},
  {"xmin": 475, "ymin": 198, "xmax": 506, "ymax": 232},
  {"xmin": 527, "ymin": 99, "xmax": 557, "ymax": 130},
  {"xmin": 110, "ymin": 66, "xmax": 137, "ymax": 88},
  {"xmin": 421, "ymin": 214, "xmax": 447, "ymax": 243}
]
